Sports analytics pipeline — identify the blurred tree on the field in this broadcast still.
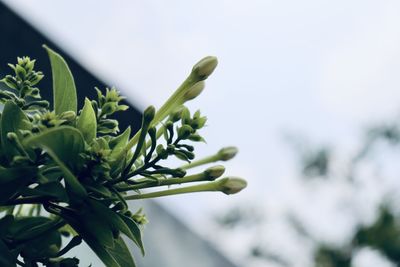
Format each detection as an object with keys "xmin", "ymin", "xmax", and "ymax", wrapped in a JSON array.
[{"xmin": 216, "ymin": 120, "xmax": 400, "ymax": 267}]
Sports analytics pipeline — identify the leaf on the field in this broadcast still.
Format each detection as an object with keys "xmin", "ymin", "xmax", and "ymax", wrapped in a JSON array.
[
  {"xmin": 0, "ymin": 215, "xmax": 14, "ymax": 238},
  {"xmin": 23, "ymin": 126, "xmax": 84, "ymax": 166},
  {"xmin": 21, "ymin": 229, "xmax": 61, "ymax": 259},
  {"xmin": 0, "ymin": 239, "xmax": 16, "ymax": 267},
  {"xmin": 43, "ymin": 45, "xmax": 77, "ymax": 115},
  {"xmin": 109, "ymin": 126, "xmax": 131, "ymax": 159},
  {"xmin": 62, "ymin": 209, "xmax": 118, "ymax": 265},
  {"xmin": 10, "ymin": 217, "xmax": 62, "ymax": 259},
  {"xmin": 88, "ymin": 199, "xmax": 145, "ymax": 256},
  {"xmin": 119, "ymin": 214, "xmax": 145, "ymax": 256},
  {"xmin": 76, "ymin": 98, "xmax": 97, "ymax": 143},
  {"xmin": 0, "ymin": 166, "xmax": 37, "ymax": 203},
  {"xmin": 23, "ymin": 127, "xmax": 87, "ymax": 198},
  {"xmin": 1, "ymin": 101, "xmax": 31, "ymax": 160},
  {"xmin": 20, "ymin": 182, "xmax": 68, "ymax": 202},
  {"xmin": 82, "ymin": 234, "xmax": 120, "ymax": 267},
  {"xmin": 108, "ymin": 236, "xmax": 136, "ymax": 267}
]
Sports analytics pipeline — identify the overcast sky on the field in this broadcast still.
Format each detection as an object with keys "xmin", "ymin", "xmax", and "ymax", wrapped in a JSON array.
[{"xmin": 4, "ymin": 1, "xmax": 400, "ymax": 266}]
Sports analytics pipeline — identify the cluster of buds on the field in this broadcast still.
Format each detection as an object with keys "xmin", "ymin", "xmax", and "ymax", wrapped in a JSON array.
[
  {"xmin": 31, "ymin": 111, "xmax": 76, "ymax": 133},
  {"xmin": 0, "ymin": 57, "xmax": 47, "ymax": 109},
  {"xmin": 112, "ymin": 56, "xmax": 247, "ymax": 199},
  {"xmin": 91, "ymin": 87, "xmax": 129, "ymax": 134}
]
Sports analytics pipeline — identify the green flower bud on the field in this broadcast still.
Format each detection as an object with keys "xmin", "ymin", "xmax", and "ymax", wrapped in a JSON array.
[
  {"xmin": 169, "ymin": 105, "xmax": 185, "ymax": 122},
  {"xmin": 191, "ymin": 116, "xmax": 207, "ymax": 129},
  {"xmin": 218, "ymin": 146, "xmax": 238, "ymax": 161},
  {"xmin": 99, "ymin": 119, "xmax": 119, "ymax": 132},
  {"xmin": 183, "ymin": 81, "xmax": 205, "ymax": 101},
  {"xmin": 204, "ymin": 165, "xmax": 225, "ymax": 180},
  {"xmin": 59, "ymin": 111, "xmax": 76, "ymax": 121},
  {"xmin": 217, "ymin": 177, "xmax": 247, "ymax": 195},
  {"xmin": 191, "ymin": 56, "xmax": 218, "ymax": 81},
  {"xmin": 15, "ymin": 64, "xmax": 26, "ymax": 80},
  {"xmin": 28, "ymin": 72, "xmax": 44, "ymax": 86},
  {"xmin": 1, "ymin": 75, "xmax": 18, "ymax": 89},
  {"xmin": 6, "ymin": 132, "xmax": 18, "ymax": 141},
  {"xmin": 144, "ymin": 105, "xmax": 156, "ymax": 122},
  {"xmin": 188, "ymin": 133, "xmax": 205, "ymax": 142},
  {"xmin": 178, "ymin": 125, "xmax": 194, "ymax": 139},
  {"xmin": 101, "ymin": 102, "xmax": 117, "ymax": 115}
]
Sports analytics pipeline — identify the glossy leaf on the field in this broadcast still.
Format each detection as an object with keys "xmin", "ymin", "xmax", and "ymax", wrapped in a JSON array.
[
  {"xmin": 77, "ymin": 98, "xmax": 97, "ymax": 143},
  {"xmin": 43, "ymin": 45, "xmax": 77, "ymax": 115}
]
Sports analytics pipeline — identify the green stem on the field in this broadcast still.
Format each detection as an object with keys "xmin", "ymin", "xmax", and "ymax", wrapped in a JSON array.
[
  {"xmin": 180, "ymin": 154, "xmax": 219, "ymax": 170},
  {"xmin": 116, "ymin": 74, "xmax": 196, "ymax": 161},
  {"xmin": 124, "ymin": 180, "xmax": 220, "ymax": 200},
  {"xmin": 117, "ymin": 172, "xmax": 207, "ymax": 191},
  {"xmin": 3, "ymin": 195, "xmax": 50, "ymax": 206}
]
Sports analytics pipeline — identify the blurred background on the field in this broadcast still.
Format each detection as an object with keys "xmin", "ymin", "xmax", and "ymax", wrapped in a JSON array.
[{"xmin": 2, "ymin": 1, "xmax": 400, "ymax": 266}]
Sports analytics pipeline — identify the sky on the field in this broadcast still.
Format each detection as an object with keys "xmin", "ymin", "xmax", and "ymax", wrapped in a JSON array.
[{"xmin": 3, "ymin": 1, "xmax": 400, "ymax": 266}]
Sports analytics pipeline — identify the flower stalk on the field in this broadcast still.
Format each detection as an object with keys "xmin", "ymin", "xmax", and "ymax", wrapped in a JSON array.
[{"xmin": 124, "ymin": 176, "xmax": 247, "ymax": 200}]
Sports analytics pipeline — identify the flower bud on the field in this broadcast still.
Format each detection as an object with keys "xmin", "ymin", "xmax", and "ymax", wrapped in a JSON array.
[
  {"xmin": 15, "ymin": 64, "xmax": 26, "ymax": 80},
  {"xmin": 59, "ymin": 110, "xmax": 76, "ymax": 121},
  {"xmin": 204, "ymin": 165, "xmax": 225, "ymax": 180},
  {"xmin": 191, "ymin": 56, "xmax": 218, "ymax": 81},
  {"xmin": 218, "ymin": 146, "xmax": 238, "ymax": 161},
  {"xmin": 217, "ymin": 177, "xmax": 247, "ymax": 195},
  {"xmin": 144, "ymin": 105, "xmax": 156, "ymax": 122},
  {"xmin": 178, "ymin": 125, "xmax": 194, "ymax": 139},
  {"xmin": 169, "ymin": 105, "xmax": 185, "ymax": 122},
  {"xmin": 6, "ymin": 132, "xmax": 18, "ymax": 142},
  {"xmin": 183, "ymin": 81, "xmax": 205, "ymax": 101},
  {"xmin": 2, "ymin": 75, "xmax": 18, "ymax": 89}
]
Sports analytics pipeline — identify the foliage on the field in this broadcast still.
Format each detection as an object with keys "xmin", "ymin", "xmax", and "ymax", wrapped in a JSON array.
[{"xmin": 0, "ymin": 46, "xmax": 247, "ymax": 266}]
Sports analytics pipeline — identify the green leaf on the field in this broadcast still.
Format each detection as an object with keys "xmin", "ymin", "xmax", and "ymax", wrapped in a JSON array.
[
  {"xmin": 0, "ymin": 166, "xmax": 37, "ymax": 203},
  {"xmin": 1, "ymin": 101, "xmax": 31, "ymax": 160},
  {"xmin": 23, "ymin": 126, "xmax": 84, "ymax": 166},
  {"xmin": 23, "ymin": 127, "xmax": 87, "ymax": 198},
  {"xmin": 88, "ymin": 199, "xmax": 145, "ymax": 256},
  {"xmin": 108, "ymin": 236, "xmax": 136, "ymax": 267},
  {"xmin": 82, "ymin": 234, "xmax": 120, "ymax": 267},
  {"xmin": 0, "ymin": 239, "xmax": 16, "ymax": 267},
  {"xmin": 43, "ymin": 45, "xmax": 77, "ymax": 115},
  {"xmin": 20, "ymin": 182, "xmax": 68, "ymax": 202},
  {"xmin": 77, "ymin": 98, "xmax": 97, "ymax": 143},
  {"xmin": 11, "ymin": 217, "xmax": 62, "ymax": 259},
  {"xmin": 0, "ymin": 215, "xmax": 14, "ymax": 238},
  {"xmin": 21, "ymin": 229, "xmax": 61, "ymax": 259},
  {"xmin": 119, "ymin": 214, "xmax": 145, "ymax": 256},
  {"xmin": 109, "ymin": 126, "xmax": 131, "ymax": 159}
]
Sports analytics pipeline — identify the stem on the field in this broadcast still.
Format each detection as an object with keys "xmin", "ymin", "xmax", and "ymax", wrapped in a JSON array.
[
  {"xmin": 180, "ymin": 154, "xmax": 219, "ymax": 170},
  {"xmin": 115, "ymin": 73, "xmax": 196, "ymax": 161},
  {"xmin": 3, "ymin": 196, "xmax": 50, "ymax": 206},
  {"xmin": 117, "ymin": 172, "xmax": 207, "ymax": 191},
  {"xmin": 124, "ymin": 180, "xmax": 220, "ymax": 200},
  {"xmin": 56, "ymin": 236, "xmax": 82, "ymax": 257}
]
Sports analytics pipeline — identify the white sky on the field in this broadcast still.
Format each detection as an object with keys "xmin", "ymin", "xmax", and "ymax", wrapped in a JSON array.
[{"xmin": 4, "ymin": 1, "xmax": 400, "ymax": 266}]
